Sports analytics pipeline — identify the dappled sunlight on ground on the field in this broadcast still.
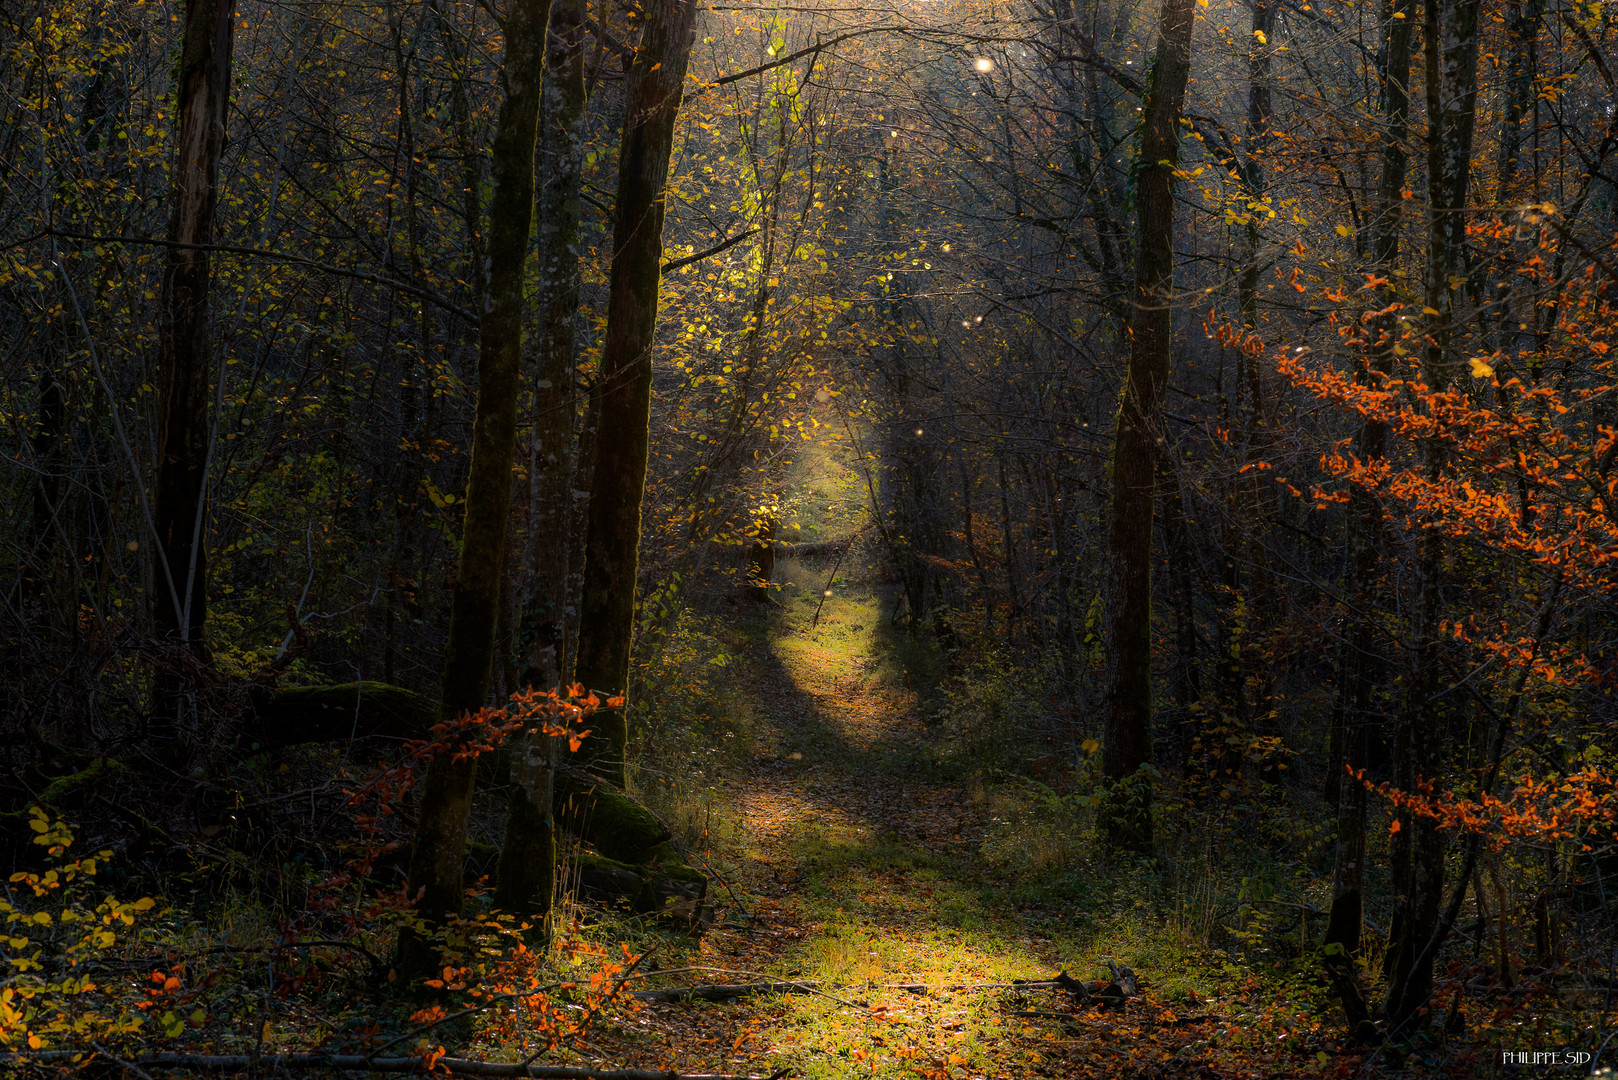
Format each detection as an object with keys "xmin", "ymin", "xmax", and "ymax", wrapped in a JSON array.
[
  {"xmin": 564, "ymin": 562, "xmax": 1263, "ymax": 1078},
  {"xmin": 561, "ymin": 443, "xmax": 1251, "ymax": 1078}
]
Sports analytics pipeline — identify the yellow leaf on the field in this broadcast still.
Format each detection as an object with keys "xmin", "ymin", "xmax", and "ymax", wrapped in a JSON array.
[
  {"xmin": 1469, "ymin": 357, "xmax": 1495, "ymax": 379},
  {"xmin": 1334, "ymin": 225, "xmax": 1351, "ymax": 237},
  {"xmin": 1081, "ymin": 738, "xmax": 1101, "ymax": 754},
  {"xmin": 1253, "ymin": 28, "xmax": 1267, "ymax": 42}
]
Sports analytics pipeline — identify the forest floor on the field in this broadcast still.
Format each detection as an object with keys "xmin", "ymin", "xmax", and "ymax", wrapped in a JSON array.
[
  {"xmin": 550, "ymin": 565, "xmax": 1330, "ymax": 1080},
  {"xmin": 442, "ymin": 443, "xmax": 1551, "ymax": 1080}
]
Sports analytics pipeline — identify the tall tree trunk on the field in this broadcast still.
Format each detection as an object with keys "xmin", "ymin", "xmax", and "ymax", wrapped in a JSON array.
[
  {"xmin": 1101, "ymin": 0, "xmax": 1198, "ymax": 853},
  {"xmin": 1320, "ymin": 0, "xmax": 1412, "ymax": 1040},
  {"xmin": 1384, "ymin": 0, "xmax": 1482, "ymax": 1036},
  {"xmin": 495, "ymin": 0, "xmax": 589, "ymax": 931},
  {"xmin": 572, "ymin": 0, "xmax": 700, "ymax": 786},
  {"xmin": 1487, "ymin": 0, "xmax": 1541, "ymax": 359},
  {"xmin": 399, "ymin": 0, "xmax": 552, "ymax": 980},
  {"xmin": 1240, "ymin": 0, "xmax": 1284, "ymax": 790},
  {"xmin": 151, "ymin": 0, "xmax": 235, "ymax": 729}
]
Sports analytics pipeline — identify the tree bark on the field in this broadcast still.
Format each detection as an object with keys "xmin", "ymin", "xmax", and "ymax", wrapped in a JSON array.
[
  {"xmin": 1101, "ymin": 0, "xmax": 1198, "ymax": 853},
  {"xmin": 573, "ymin": 0, "xmax": 700, "ymax": 785},
  {"xmin": 495, "ymin": 0, "xmax": 590, "ymax": 931},
  {"xmin": 151, "ymin": 0, "xmax": 235, "ymax": 728},
  {"xmin": 399, "ymin": 0, "xmax": 552, "ymax": 981},
  {"xmin": 1384, "ymin": 0, "xmax": 1482, "ymax": 1036},
  {"xmin": 1321, "ymin": 0, "xmax": 1412, "ymax": 1040}
]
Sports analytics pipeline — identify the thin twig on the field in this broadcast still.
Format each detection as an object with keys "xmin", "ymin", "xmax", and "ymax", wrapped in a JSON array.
[
  {"xmin": 810, "ymin": 526, "xmax": 865, "ymax": 628},
  {"xmin": 523, "ymin": 946, "xmax": 658, "ymax": 1068},
  {"xmin": 691, "ymin": 851, "xmax": 750, "ymax": 919},
  {"xmin": 366, "ymin": 982, "xmax": 573, "ymax": 1062}
]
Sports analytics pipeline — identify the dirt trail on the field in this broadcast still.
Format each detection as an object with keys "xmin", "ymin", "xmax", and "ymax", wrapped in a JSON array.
[
  {"xmin": 575, "ymin": 575, "xmax": 1170, "ymax": 1079},
  {"xmin": 736, "ymin": 601, "xmax": 984, "ymax": 874}
]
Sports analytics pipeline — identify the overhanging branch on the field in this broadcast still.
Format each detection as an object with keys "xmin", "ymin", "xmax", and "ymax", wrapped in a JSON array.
[
  {"xmin": 33, "ymin": 227, "xmax": 477, "ymax": 324},
  {"xmin": 661, "ymin": 227, "xmax": 759, "ymax": 274}
]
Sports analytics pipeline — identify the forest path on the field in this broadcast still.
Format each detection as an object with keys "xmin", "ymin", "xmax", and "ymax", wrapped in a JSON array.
[
  {"xmin": 653, "ymin": 570, "xmax": 1057, "ymax": 1079},
  {"xmin": 586, "ymin": 555, "xmax": 1212, "ymax": 1079}
]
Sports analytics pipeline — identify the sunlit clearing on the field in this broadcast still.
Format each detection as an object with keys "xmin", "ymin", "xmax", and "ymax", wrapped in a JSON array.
[{"xmin": 973, "ymin": 57, "xmax": 993, "ymax": 72}]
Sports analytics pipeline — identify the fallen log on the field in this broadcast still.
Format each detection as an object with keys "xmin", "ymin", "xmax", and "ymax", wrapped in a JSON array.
[
  {"xmin": 631, "ymin": 980, "xmax": 818, "ymax": 1003},
  {"xmin": 244, "ymin": 681, "xmax": 436, "ymax": 746},
  {"xmin": 574, "ymin": 852, "xmax": 709, "ymax": 925},
  {"xmin": 4, "ymin": 1051, "xmax": 782, "ymax": 1080}
]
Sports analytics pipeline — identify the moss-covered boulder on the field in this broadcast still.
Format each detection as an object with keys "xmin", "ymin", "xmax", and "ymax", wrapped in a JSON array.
[{"xmin": 553, "ymin": 768, "xmax": 672, "ymax": 863}]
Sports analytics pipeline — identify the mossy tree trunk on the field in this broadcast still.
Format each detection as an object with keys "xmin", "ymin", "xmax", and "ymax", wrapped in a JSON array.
[
  {"xmin": 1100, "ymin": 0, "xmax": 1197, "ymax": 853},
  {"xmin": 572, "ymin": 0, "xmax": 700, "ymax": 786},
  {"xmin": 151, "ymin": 0, "xmax": 235, "ymax": 731},
  {"xmin": 494, "ymin": 0, "xmax": 590, "ymax": 933},
  {"xmin": 398, "ymin": 0, "xmax": 552, "ymax": 982}
]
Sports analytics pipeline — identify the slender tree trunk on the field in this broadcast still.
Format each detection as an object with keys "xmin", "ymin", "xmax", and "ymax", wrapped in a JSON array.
[
  {"xmin": 430, "ymin": 0, "xmax": 488, "ymax": 303},
  {"xmin": 1236, "ymin": 0, "xmax": 1274, "ymax": 352},
  {"xmin": 1494, "ymin": 0, "xmax": 1542, "ymax": 203},
  {"xmin": 1241, "ymin": 0, "xmax": 1285, "ymax": 789},
  {"xmin": 493, "ymin": 0, "xmax": 589, "ymax": 932},
  {"xmin": 13, "ymin": 363, "xmax": 65, "ymax": 627},
  {"xmin": 1321, "ymin": 0, "xmax": 1411, "ymax": 1038},
  {"xmin": 997, "ymin": 455, "xmax": 1020, "ymax": 637},
  {"xmin": 399, "ymin": 0, "xmax": 551, "ymax": 980},
  {"xmin": 572, "ymin": 0, "xmax": 700, "ymax": 785},
  {"xmin": 1101, "ymin": 0, "xmax": 1198, "ymax": 853},
  {"xmin": 1158, "ymin": 461, "xmax": 1199, "ymax": 777},
  {"xmin": 1487, "ymin": 0, "xmax": 1541, "ymax": 358},
  {"xmin": 960, "ymin": 463, "xmax": 993, "ymax": 638},
  {"xmin": 151, "ymin": 0, "xmax": 235, "ymax": 729},
  {"xmin": 1384, "ymin": 0, "xmax": 1482, "ymax": 1036}
]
